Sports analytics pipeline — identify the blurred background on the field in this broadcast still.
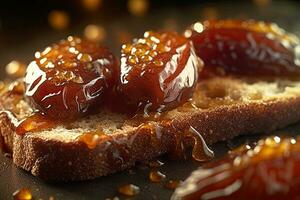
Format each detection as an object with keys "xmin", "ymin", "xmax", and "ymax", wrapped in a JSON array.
[{"xmin": 0, "ymin": 0, "xmax": 300, "ymax": 78}]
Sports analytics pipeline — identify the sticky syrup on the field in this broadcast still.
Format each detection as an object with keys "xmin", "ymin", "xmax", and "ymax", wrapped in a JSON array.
[
  {"xmin": 188, "ymin": 126, "xmax": 214, "ymax": 162},
  {"xmin": 148, "ymin": 159, "xmax": 164, "ymax": 168},
  {"xmin": 77, "ymin": 131, "xmax": 107, "ymax": 149},
  {"xmin": 13, "ymin": 188, "xmax": 32, "ymax": 200},
  {"xmin": 149, "ymin": 169, "xmax": 166, "ymax": 182},
  {"xmin": 169, "ymin": 126, "xmax": 214, "ymax": 162},
  {"xmin": 16, "ymin": 113, "xmax": 58, "ymax": 135},
  {"xmin": 118, "ymin": 184, "xmax": 140, "ymax": 196}
]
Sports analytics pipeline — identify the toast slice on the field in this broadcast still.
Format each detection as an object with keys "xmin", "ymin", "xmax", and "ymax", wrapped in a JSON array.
[{"xmin": 1, "ymin": 76, "xmax": 300, "ymax": 181}]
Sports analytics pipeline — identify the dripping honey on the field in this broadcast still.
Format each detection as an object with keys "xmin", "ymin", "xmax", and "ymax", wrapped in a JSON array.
[
  {"xmin": 149, "ymin": 170, "xmax": 166, "ymax": 182},
  {"xmin": 118, "ymin": 184, "xmax": 140, "ymax": 196},
  {"xmin": 13, "ymin": 188, "xmax": 32, "ymax": 200}
]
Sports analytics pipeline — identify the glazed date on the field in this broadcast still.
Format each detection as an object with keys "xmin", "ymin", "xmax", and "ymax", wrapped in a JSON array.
[
  {"xmin": 117, "ymin": 31, "xmax": 202, "ymax": 113},
  {"xmin": 24, "ymin": 36, "xmax": 118, "ymax": 119},
  {"xmin": 187, "ymin": 20, "xmax": 300, "ymax": 77},
  {"xmin": 172, "ymin": 136, "xmax": 300, "ymax": 200}
]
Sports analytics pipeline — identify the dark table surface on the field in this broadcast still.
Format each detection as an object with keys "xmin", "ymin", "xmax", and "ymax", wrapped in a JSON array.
[{"xmin": 1, "ymin": 1, "xmax": 300, "ymax": 200}]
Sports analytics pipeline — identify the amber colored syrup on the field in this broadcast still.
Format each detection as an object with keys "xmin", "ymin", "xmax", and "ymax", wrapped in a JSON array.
[
  {"xmin": 149, "ymin": 169, "xmax": 166, "ymax": 183},
  {"xmin": 117, "ymin": 184, "xmax": 140, "ymax": 196},
  {"xmin": 148, "ymin": 159, "xmax": 164, "ymax": 168},
  {"xmin": 189, "ymin": 126, "xmax": 214, "ymax": 162},
  {"xmin": 170, "ymin": 125, "xmax": 215, "ymax": 162},
  {"xmin": 13, "ymin": 188, "xmax": 32, "ymax": 200},
  {"xmin": 77, "ymin": 131, "xmax": 106, "ymax": 149},
  {"xmin": 16, "ymin": 113, "xmax": 58, "ymax": 135}
]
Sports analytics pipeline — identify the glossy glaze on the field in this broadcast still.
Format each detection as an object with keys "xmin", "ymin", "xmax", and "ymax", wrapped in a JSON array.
[
  {"xmin": 172, "ymin": 136, "xmax": 300, "ymax": 200},
  {"xmin": 118, "ymin": 31, "xmax": 202, "ymax": 114},
  {"xmin": 187, "ymin": 20, "xmax": 300, "ymax": 77},
  {"xmin": 118, "ymin": 184, "xmax": 140, "ymax": 196},
  {"xmin": 24, "ymin": 36, "xmax": 118, "ymax": 120},
  {"xmin": 13, "ymin": 188, "xmax": 32, "ymax": 200},
  {"xmin": 149, "ymin": 169, "xmax": 166, "ymax": 182}
]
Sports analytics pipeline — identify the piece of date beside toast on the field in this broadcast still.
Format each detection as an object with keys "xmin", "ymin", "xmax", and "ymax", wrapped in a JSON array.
[{"xmin": 1, "ymin": 76, "xmax": 300, "ymax": 181}]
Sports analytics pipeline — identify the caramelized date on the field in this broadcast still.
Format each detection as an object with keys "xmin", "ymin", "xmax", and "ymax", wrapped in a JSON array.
[
  {"xmin": 172, "ymin": 136, "xmax": 300, "ymax": 200},
  {"xmin": 118, "ymin": 31, "xmax": 202, "ymax": 113},
  {"xmin": 25, "ymin": 36, "xmax": 118, "ymax": 119},
  {"xmin": 187, "ymin": 20, "xmax": 300, "ymax": 77}
]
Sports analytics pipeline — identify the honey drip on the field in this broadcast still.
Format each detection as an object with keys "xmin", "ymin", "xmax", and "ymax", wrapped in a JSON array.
[
  {"xmin": 13, "ymin": 188, "xmax": 32, "ymax": 200},
  {"xmin": 16, "ymin": 113, "xmax": 57, "ymax": 135},
  {"xmin": 148, "ymin": 159, "xmax": 164, "ymax": 168},
  {"xmin": 77, "ymin": 131, "xmax": 106, "ymax": 149},
  {"xmin": 170, "ymin": 126, "xmax": 214, "ymax": 162},
  {"xmin": 118, "ymin": 184, "xmax": 140, "ymax": 196},
  {"xmin": 149, "ymin": 170, "xmax": 166, "ymax": 182},
  {"xmin": 189, "ymin": 126, "xmax": 214, "ymax": 162}
]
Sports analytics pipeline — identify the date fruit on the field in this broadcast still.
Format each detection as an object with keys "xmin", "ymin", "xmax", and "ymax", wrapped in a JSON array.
[
  {"xmin": 118, "ymin": 31, "xmax": 202, "ymax": 113},
  {"xmin": 187, "ymin": 20, "xmax": 300, "ymax": 77},
  {"xmin": 172, "ymin": 136, "xmax": 300, "ymax": 200},
  {"xmin": 25, "ymin": 36, "xmax": 118, "ymax": 119}
]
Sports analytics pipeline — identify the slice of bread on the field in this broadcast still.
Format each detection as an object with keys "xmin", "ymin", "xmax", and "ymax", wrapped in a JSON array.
[{"xmin": 1, "ymin": 76, "xmax": 300, "ymax": 181}]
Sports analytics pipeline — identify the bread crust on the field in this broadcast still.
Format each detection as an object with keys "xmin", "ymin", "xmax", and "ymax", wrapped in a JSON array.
[{"xmin": 2, "ymin": 94, "xmax": 300, "ymax": 181}]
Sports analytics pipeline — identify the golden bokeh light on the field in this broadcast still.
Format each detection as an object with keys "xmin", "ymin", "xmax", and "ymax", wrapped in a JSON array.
[
  {"xmin": 5, "ymin": 60, "xmax": 26, "ymax": 78},
  {"xmin": 184, "ymin": 29, "xmax": 192, "ymax": 38},
  {"xmin": 81, "ymin": 0, "xmax": 102, "ymax": 11},
  {"xmin": 193, "ymin": 22, "xmax": 204, "ymax": 33},
  {"xmin": 128, "ymin": 0, "xmax": 149, "ymax": 17},
  {"xmin": 48, "ymin": 10, "xmax": 70, "ymax": 30},
  {"xmin": 84, "ymin": 24, "xmax": 106, "ymax": 42}
]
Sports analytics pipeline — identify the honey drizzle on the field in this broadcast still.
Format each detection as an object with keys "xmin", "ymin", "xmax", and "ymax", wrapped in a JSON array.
[
  {"xmin": 169, "ymin": 125, "xmax": 214, "ymax": 162},
  {"xmin": 148, "ymin": 159, "xmax": 164, "ymax": 168},
  {"xmin": 16, "ymin": 113, "xmax": 58, "ymax": 135},
  {"xmin": 2, "ymin": 82, "xmax": 214, "ymax": 165},
  {"xmin": 118, "ymin": 184, "xmax": 140, "ymax": 196},
  {"xmin": 77, "ymin": 131, "xmax": 107, "ymax": 149},
  {"xmin": 189, "ymin": 126, "xmax": 214, "ymax": 162},
  {"xmin": 149, "ymin": 169, "xmax": 166, "ymax": 182},
  {"xmin": 6, "ymin": 106, "xmax": 214, "ymax": 166},
  {"xmin": 13, "ymin": 188, "xmax": 32, "ymax": 200}
]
